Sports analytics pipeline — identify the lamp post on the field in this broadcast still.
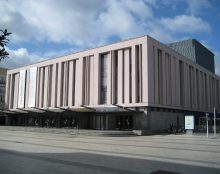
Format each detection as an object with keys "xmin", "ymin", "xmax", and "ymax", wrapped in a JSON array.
[
  {"xmin": 214, "ymin": 107, "xmax": 216, "ymax": 137},
  {"xmin": 206, "ymin": 113, "xmax": 209, "ymax": 138}
]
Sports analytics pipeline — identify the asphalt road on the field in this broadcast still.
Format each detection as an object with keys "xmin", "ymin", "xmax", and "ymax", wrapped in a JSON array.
[{"xmin": 0, "ymin": 127, "xmax": 220, "ymax": 174}]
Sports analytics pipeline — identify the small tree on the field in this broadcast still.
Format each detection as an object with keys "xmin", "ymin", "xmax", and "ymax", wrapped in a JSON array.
[{"xmin": 0, "ymin": 29, "xmax": 12, "ymax": 61}]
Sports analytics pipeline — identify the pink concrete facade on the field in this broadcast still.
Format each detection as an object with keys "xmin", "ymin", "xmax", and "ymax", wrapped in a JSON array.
[{"xmin": 5, "ymin": 36, "xmax": 220, "ymax": 113}]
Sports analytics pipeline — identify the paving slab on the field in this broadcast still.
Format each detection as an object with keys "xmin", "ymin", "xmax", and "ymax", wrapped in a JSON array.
[{"xmin": 0, "ymin": 126, "xmax": 220, "ymax": 174}]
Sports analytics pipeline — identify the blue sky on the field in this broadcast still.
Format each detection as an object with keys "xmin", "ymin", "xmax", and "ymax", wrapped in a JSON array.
[{"xmin": 1, "ymin": 0, "xmax": 220, "ymax": 75}]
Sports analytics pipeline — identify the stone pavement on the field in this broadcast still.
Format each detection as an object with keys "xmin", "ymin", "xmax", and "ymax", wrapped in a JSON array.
[{"xmin": 0, "ymin": 126, "xmax": 220, "ymax": 174}]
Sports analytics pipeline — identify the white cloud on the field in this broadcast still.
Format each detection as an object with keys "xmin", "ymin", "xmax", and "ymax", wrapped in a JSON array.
[
  {"xmin": 145, "ymin": 0, "xmax": 183, "ymax": 9},
  {"xmin": 0, "ymin": 48, "xmax": 45, "ymax": 69},
  {"xmin": 146, "ymin": 22, "xmax": 176, "ymax": 42},
  {"xmin": 186, "ymin": 0, "xmax": 212, "ymax": 15},
  {"xmin": 160, "ymin": 15, "xmax": 211, "ymax": 34},
  {"xmin": 0, "ymin": 0, "xmax": 154, "ymax": 46},
  {"xmin": 0, "ymin": 47, "xmax": 82, "ymax": 69},
  {"xmin": 0, "ymin": 0, "xmax": 34, "ymax": 42},
  {"xmin": 0, "ymin": 0, "xmax": 212, "ymax": 46},
  {"xmin": 0, "ymin": 0, "xmax": 216, "ymax": 70},
  {"xmin": 97, "ymin": 0, "xmax": 152, "ymax": 40},
  {"xmin": 0, "ymin": 0, "xmax": 106, "ymax": 45}
]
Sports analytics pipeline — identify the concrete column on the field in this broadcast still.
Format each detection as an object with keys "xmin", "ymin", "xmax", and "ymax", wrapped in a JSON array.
[
  {"xmin": 107, "ymin": 52, "xmax": 112, "ymax": 104},
  {"xmin": 38, "ymin": 68, "xmax": 44, "ymax": 108},
  {"xmin": 147, "ymin": 43, "xmax": 154, "ymax": 104},
  {"xmin": 183, "ymin": 63, "xmax": 187, "ymax": 107},
  {"xmin": 68, "ymin": 60, "xmax": 73, "ymax": 107},
  {"xmin": 51, "ymin": 64, "xmax": 56, "ymax": 108},
  {"xmin": 131, "ymin": 46, "xmax": 137, "ymax": 103},
  {"xmin": 201, "ymin": 73, "xmax": 206, "ymax": 109},
  {"xmin": 168, "ymin": 56, "xmax": 171, "ymax": 105},
  {"xmin": 111, "ymin": 52, "xmax": 116, "ymax": 104},
  {"xmin": 43, "ymin": 66, "xmax": 48, "ymax": 108},
  {"xmin": 175, "ymin": 59, "xmax": 180, "ymax": 107},
  {"xmin": 198, "ymin": 71, "xmax": 202, "ymax": 109},
  {"xmin": 57, "ymin": 63, "xmax": 62, "ymax": 107},
  {"xmin": 185, "ymin": 63, "xmax": 190, "ymax": 108},
  {"xmin": 9, "ymin": 74, "xmax": 13, "ymax": 109},
  {"xmin": 35, "ymin": 68, "xmax": 40, "ymax": 108},
  {"xmin": 162, "ymin": 51, "xmax": 166, "ymax": 105},
  {"xmin": 63, "ymin": 62, "xmax": 68, "ymax": 106},
  {"xmin": 75, "ymin": 58, "xmax": 83, "ymax": 106},
  {"xmin": 5, "ymin": 74, "xmax": 11, "ymax": 109},
  {"xmin": 192, "ymin": 68, "xmax": 196, "ymax": 109},
  {"xmin": 89, "ymin": 56, "xmax": 94, "ymax": 105},
  {"xmin": 5, "ymin": 74, "xmax": 10, "ymax": 109},
  {"xmin": 117, "ymin": 49, "xmax": 123, "ymax": 104},
  {"xmin": 93, "ymin": 54, "xmax": 100, "ymax": 105},
  {"xmin": 13, "ymin": 73, "xmax": 19, "ymax": 109},
  {"xmin": 124, "ymin": 48, "xmax": 130, "ymax": 104},
  {"xmin": 194, "ymin": 68, "xmax": 198, "ymax": 109},
  {"xmin": 171, "ymin": 56, "xmax": 176, "ymax": 106},
  {"xmin": 154, "ymin": 47, "xmax": 159, "ymax": 104},
  {"xmin": 142, "ymin": 43, "xmax": 148, "ymax": 103},
  {"xmin": 25, "ymin": 69, "xmax": 30, "ymax": 108},
  {"xmin": 139, "ymin": 45, "xmax": 143, "ymax": 103}
]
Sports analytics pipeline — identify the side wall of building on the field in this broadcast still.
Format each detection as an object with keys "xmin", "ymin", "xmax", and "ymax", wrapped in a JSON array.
[{"xmin": 147, "ymin": 36, "xmax": 220, "ymax": 113}]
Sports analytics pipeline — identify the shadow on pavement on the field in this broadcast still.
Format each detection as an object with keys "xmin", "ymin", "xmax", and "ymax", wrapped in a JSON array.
[{"xmin": 0, "ymin": 148, "xmax": 219, "ymax": 174}]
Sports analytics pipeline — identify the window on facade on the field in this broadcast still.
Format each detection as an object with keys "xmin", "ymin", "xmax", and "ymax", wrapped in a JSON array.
[
  {"xmin": 136, "ymin": 45, "xmax": 142, "ymax": 103},
  {"xmin": 0, "ymin": 75, "xmax": 6, "ymax": 84},
  {"xmin": 47, "ymin": 65, "xmax": 53, "ymax": 107},
  {"xmin": 82, "ymin": 57, "xmax": 90, "ymax": 105},
  {"xmin": 100, "ymin": 54, "xmax": 108, "ymax": 104}
]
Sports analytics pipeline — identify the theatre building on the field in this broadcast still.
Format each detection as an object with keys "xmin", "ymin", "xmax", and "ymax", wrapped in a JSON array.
[{"xmin": 4, "ymin": 36, "xmax": 220, "ymax": 134}]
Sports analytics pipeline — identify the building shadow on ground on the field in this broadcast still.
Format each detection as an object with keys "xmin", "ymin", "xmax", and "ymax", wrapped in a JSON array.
[{"xmin": 0, "ymin": 148, "xmax": 220, "ymax": 174}]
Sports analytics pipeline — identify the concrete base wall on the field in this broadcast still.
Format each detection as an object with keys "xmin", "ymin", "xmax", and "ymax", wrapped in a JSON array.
[
  {"xmin": 133, "ymin": 110, "xmax": 185, "ymax": 135},
  {"xmin": 6, "ymin": 110, "xmax": 185, "ymax": 134}
]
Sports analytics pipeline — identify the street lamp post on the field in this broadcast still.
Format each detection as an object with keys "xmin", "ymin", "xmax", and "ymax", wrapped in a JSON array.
[
  {"xmin": 206, "ymin": 113, "xmax": 209, "ymax": 138},
  {"xmin": 214, "ymin": 107, "xmax": 216, "ymax": 137}
]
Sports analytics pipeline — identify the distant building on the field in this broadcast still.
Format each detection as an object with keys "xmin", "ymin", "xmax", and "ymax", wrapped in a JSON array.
[
  {"xmin": 4, "ymin": 36, "xmax": 220, "ymax": 134},
  {"xmin": 168, "ymin": 39, "xmax": 215, "ymax": 73},
  {"xmin": 0, "ymin": 67, "xmax": 7, "ymax": 125}
]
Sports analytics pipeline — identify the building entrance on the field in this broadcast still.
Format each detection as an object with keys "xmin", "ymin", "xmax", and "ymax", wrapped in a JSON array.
[
  {"xmin": 93, "ymin": 115, "xmax": 108, "ymax": 130},
  {"xmin": 61, "ymin": 116, "xmax": 78, "ymax": 128},
  {"xmin": 0, "ymin": 116, "xmax": 5, "ymax": 125},
  {"xmin": 93, "ymin": 114, "xmax": 133, "ymax": 130},
  {"xmin": 116, "ymin": 115, "xmax": 133, "ymax": 130}
]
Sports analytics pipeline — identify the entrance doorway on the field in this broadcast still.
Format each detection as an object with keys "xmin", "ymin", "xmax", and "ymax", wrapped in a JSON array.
[
  {"xmin": 93, "ymin": 115, "xmax": 108, "ymax": 130},
  {"xmin": 116, "ymin": 115, "xmax": 133, "ymax": 130},
  {"xmin": 0, "ymin": 116, "xmax": 5, "ymax": 125},
  {"xmin": 61, "ymin": 116, "xmax": 78, "ymax": 128}
]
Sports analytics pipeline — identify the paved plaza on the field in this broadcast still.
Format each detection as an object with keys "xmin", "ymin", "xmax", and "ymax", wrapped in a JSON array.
[{"xmin": 0, "ymin": 126, "xmax": 220, "ymax": 174}]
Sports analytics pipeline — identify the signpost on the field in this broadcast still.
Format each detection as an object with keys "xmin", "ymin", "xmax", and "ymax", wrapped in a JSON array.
[{"xmin": 185, "ymin": 115, "xmax": 194, "ymax": 134}]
